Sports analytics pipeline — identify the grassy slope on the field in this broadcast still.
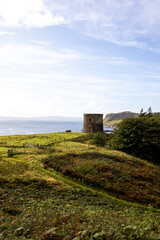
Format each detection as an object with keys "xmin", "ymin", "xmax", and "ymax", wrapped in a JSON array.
[
  {"xmin": 103, "ymin": 119, "xmax": 122, "ymax": 126},
  {"xmin": 103, "ymin": 111, "xmax": 139, "ymax": 126},
  {"xmin": 0, "ymin": 133, "xmax": 160, "ymax": 240},
  {"xmin": 103, "ymin": 111, "xmax": 160, "ymax": 126}
]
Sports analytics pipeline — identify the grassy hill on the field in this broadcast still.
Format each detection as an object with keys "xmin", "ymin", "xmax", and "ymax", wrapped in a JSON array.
[
  {"xmin": 104, "ymin": 111, "xmax": 160, "ymax": 126},
  {"xmin": 0, "ymin": 133, "xmax": 160, "ymax": 239},
  {"xmin": 103, "ymin": 111, "xmax": 139, "ymax": 126}
]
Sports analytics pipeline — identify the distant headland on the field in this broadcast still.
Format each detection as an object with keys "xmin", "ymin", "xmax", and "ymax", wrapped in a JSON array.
[{"xmin": 103, "ymin": 111, "xmax": 160, "ymax": 126}]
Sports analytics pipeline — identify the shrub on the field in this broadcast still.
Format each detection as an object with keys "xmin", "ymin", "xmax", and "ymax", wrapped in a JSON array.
[
  {"xmin": 109, "ymin": 115, "xmax": 160, "ymax": 163},
  {"xmin": 91, "ymin": 132, "xmax": 106, "ymax": 147}
]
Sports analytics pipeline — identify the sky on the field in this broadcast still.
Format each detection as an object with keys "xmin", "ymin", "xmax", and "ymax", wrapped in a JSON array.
[{"xmin": 0, "ymin": 0, "xmax": 160, "ymax": 117}]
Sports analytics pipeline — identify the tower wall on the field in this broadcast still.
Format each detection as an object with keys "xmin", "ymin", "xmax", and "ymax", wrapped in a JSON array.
[{"xmin": 83, "ymin": 114, "xmax": 103, "ymax": 133}]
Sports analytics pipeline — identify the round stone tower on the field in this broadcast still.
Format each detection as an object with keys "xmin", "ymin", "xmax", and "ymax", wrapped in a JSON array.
[{"xmin": 83, "ymin": 113, "xmax": 103, "ymax": 133}]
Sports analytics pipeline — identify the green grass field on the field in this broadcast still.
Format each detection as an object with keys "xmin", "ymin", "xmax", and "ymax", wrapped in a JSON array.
[
  {"xmin": 0, "ymin": 132, "xmax": 160, "ymax": 239},
  {"xmin": 103, "ymin": 119, "xmax": 122, "ymax": 126}
]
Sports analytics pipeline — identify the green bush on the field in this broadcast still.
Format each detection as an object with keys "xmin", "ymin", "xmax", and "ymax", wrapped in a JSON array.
[
  {"xmin": 91, "ymin": 132, "xmax": 106, "ymax": 147},
  {"xmin": 109, "ymin": 115, "xmax": 160, "ymax": 163}
]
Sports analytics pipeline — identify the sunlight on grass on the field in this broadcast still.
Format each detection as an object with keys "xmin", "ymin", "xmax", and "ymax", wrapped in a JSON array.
[{"xmin": 0, "ymin": 132, "xmax": 160, "ymax": 239}]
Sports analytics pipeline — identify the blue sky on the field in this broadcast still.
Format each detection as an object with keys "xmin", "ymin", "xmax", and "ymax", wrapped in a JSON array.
[{"xmin": 0, "ymin": 0, "xmax": 160, "ymax": 117}]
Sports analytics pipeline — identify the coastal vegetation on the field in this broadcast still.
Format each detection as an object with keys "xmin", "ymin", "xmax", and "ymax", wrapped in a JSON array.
[
  {"xmin": 0, "ymin": 132, "xmax": 160, "ymax": 239},
  {"xmin": 109, "ymin": 110, "xmax": 160, "ymax": 164}
]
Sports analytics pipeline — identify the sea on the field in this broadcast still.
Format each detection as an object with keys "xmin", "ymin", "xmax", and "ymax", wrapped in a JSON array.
[
  {"xmin": 0, "ymin": 121, "xmax": 111, "ymax": 136},
  {"xmin": 0, "ymin": 121, "xmax": 83, "ymax": 136}
]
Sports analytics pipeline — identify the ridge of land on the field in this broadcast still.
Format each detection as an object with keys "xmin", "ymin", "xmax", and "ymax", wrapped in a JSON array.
[{"xmin": 103, "ymin": 111, "xmax": 160, "ymax": 126}]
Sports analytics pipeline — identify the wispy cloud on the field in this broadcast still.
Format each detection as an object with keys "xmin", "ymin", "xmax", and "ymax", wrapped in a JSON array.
[
  {"xmin": 0, "ymin": 31, "xmax": 15, "ymax": 36},
  {"xmin": 1, "ymin": 0, "xmax": 160, "ymax": 48},
  {"xmin": 0, "ymin": 41, "xmax": 141, "ymax": 74},
  {"xmin": 0, "ymin": 43, "xmax": 87, "ymax": 70}
]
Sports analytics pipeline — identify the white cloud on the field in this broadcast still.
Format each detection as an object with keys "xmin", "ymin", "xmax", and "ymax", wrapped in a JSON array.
[
  {"xmin": 45, "ymin": 0, "xmax": 160, "ymax": 48},
  {"xmin": 0, "ymin": 43, "xmax": 86, "ymax": 70},
  {"xmin": 0, "ymin": 40, "xmax": 159, "ymax": 117},
  {"xmin": 0, "ymin": 42, "xmax": 141, "ymax": 75},
  {"xmin": 0, "ymin": 0, "xmax": 66, "ymax": 28},
  {"xmin": 0, "ymin": 31, "xmax": 15, "ymax": 35},
  {"xmin": 0, "ymin": 0, "xmax": 160, "ymax": 48}
]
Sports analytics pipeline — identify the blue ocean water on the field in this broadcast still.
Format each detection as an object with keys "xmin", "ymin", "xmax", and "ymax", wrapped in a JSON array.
[
  {"xmin": 0, "ymin": 121, "xmax": 83, "ymax": 136},
  {"xmin": 0, "ymin": 121, "xmax": 112, "ymax": 136}
]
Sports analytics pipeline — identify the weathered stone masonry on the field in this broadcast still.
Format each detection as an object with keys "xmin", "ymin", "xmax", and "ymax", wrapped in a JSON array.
[{"xmin": 83, "ymin": 113, "xmax": 103, "ymax": 133}]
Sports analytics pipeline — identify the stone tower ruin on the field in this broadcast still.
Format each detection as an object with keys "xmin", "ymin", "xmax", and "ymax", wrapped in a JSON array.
[{"xmin": 83, "ymin": 113, "xmax": 103, "ymax": 133}]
